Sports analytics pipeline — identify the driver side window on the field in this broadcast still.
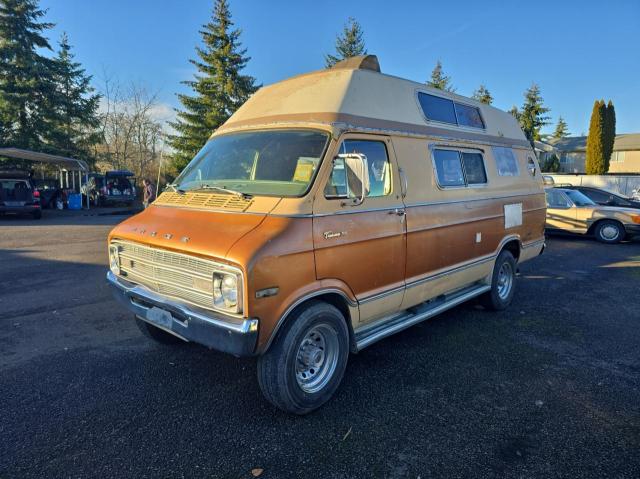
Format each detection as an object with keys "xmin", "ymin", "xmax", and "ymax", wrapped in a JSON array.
[
  {"xmin": 324, "ymin": 139, "xmax": 391, "ymax": 198},
  {"xmin": 546, "ymin": 190, "xmax": 572, "ymax": 208}
]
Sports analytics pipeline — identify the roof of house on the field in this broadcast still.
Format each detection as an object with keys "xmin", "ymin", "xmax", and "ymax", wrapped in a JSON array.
[
  {"xmin": 546, "ymin": 136, "xmax": 587, "ymax": 152},
  {"xmin": 534, "ymin": 140, "xmax": 558, "ymax": 152},
  {"xmin": 613, "ymin": 133, "xmax": 640, "ymax": 151},
  {"xmin": 217, "ymin": 55, "xmax": 529, "ymax": 148},
  {"xmin": 546, "ymin": 133, "xmax": 640, "ymax": 153}
]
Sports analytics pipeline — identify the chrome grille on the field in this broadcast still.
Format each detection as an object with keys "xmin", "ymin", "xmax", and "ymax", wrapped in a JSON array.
[{"xmin": 113, "ymin": 240, "xmax": 217, "ymax": 311}]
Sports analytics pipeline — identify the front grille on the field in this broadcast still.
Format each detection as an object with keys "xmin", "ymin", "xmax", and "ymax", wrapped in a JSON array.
[{"xmin": 112, "ymin": 240, "xmax": 217, "ymax": 311}]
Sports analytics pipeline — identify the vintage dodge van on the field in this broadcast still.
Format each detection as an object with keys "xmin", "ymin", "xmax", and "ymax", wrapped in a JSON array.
[{"xmin": 107, "ymin": 55, "xmax": 546, "ymax": 414}]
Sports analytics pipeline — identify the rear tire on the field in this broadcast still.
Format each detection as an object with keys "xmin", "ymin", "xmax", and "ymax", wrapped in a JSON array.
[
  {"xmin": 481, "ymin": 249, "xmax": 517, "ymax": 311},
  {"xmin": 32, "ymin": 210, "xmax": 42, "ymax": 219},
  {"xmin": 594, "ymin": 220, "xmax": 624, "ymax": 244},
  {"xmin": 257, "ymin": 301, "xmax": 349, "ymax": 415},
  {"xmin": 135, "ymin": 316, "xmax": 184, "ymax": 345}
]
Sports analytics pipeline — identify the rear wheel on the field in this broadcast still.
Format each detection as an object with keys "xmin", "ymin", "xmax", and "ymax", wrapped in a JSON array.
[
  {"xmin": 135, "ymin": 316, "xmax": 184, "ymax": 345},
  {"xmin": 594, "ymin": 220, "xmax": 624, "ymax": 244},
  {"xmin": 257, "ymin": 301, "xmax": 349, "ymax": 415},
  {"xmin": 32, "ymin": 209, "xmax": 42, "ymax": 219},
  {"xmin": 481, "ymin": 249, "xmax": 517, "ymax": 311}
]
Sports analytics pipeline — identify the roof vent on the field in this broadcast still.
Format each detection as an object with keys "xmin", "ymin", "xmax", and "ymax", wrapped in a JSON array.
[{"xmin": 329, "ymin": 55, "xmax": 380, "ymax": 73}]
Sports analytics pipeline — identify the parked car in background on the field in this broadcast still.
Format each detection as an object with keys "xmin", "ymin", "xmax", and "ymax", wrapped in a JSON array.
[
  {"xmin": 561, "ymin": 185, "xmax": 640, "ymax": 209},
  {"xmin": 84, "ymin": 170, "xmax": 137, "ymax": 206},
  {"xmin": 33, "ymin": 178, "xmax": 62, "ymax": 209},
  {"xmin": 545, "ymin": 187, "xmax": 640, "ymax": 243},
  {"xmin": 0, "ymin": 170, "xmax": 42, "ymax": 219}
]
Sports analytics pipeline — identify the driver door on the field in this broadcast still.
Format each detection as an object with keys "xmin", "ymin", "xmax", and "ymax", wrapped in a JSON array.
[
  {"xmin": 313, "ymin": 135, "xmax": 407, "ymax": 324},
  {"xmin": 545, "ymin": 189, "xmax": 580, "ymax": 232}
]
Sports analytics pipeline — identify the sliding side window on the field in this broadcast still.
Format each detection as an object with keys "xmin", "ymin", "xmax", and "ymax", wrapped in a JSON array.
[{"xmin": 433, "ymin": 149, "xmax": 488, "ymax": 188}]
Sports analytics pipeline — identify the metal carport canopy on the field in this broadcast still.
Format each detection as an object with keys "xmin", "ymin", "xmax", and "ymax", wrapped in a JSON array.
[
  {"xmin": 0, "ymin": 147, "xmax": 91, "ymax": 209},
  {"xmin": 0, "ymin": 147, "xmax": 89, "ymax": 171}
]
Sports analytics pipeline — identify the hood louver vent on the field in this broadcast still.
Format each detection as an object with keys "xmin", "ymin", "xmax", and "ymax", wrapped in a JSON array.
[{"xmin": 154, "ymin": 192, "xmax": 253, "ymax": 211}]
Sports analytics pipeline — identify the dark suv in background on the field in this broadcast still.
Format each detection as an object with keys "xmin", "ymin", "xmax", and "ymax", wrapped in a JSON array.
[
  {"xmin": 83, "ymin": 170, "xmax": 137, "ymax": 206},
  {"xmin": 0, "ymin": 171, "xmax": 42, "ymax": 219}
]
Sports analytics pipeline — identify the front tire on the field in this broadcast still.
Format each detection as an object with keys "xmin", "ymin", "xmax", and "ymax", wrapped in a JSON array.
[
  {"xmin": 257, "ymin": 301, "xmax": 349, "ymax": 415},
  {"xmin": 135, "ymin": 316, "xmax": 184, "ymax": 345},
  {"xmin": 481, "ymin": 249, "xmax": 517, "ymax": 311},
  {"xmin": 594, "ymin": 220, "xmax": 624, "ymax": 244}
]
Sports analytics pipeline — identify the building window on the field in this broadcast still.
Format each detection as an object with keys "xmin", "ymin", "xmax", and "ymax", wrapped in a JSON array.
[
  {"xmin": 611, "ymin": 151, "xmax": 626, "ymax": 163},
  {"xmin": 417, "ymin": 93, "xmax": 485, "ymax": 129},
  {"xmin": 432, "ymin": 148, "xmax": 487, "ymax": 188}
]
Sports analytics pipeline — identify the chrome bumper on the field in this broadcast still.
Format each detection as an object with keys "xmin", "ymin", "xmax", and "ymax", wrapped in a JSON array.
[{"xmin": 107, "ymin": 271, "xmax": 259, "ymax": 357}]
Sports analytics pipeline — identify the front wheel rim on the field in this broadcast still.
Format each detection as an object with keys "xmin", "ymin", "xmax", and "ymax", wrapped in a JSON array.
[
  {"xmin": 295, "ymin": 323, "xmax": 339, "ymax": 394},
  {"xmin": 600, "ymin": 224, "xmax": 620, "ymax": 241},
  {"xmin": 497, "ymin": 262, "xmax": 514, "ymax": 300}
]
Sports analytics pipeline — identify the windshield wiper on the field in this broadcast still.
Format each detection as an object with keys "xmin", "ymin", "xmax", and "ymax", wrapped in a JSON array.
[
  {"xmin": 193, "ymin": 184, "xmax": 253, "ymax": 199},
  {"xmin": 166, "ymin": 183, "xmax": 186, "ymax": 194}
]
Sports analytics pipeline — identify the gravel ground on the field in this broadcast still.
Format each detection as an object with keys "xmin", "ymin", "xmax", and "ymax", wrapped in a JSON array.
[{"xmin": 1, "ymin": 214, "xmax": 639, "ymax": 478}]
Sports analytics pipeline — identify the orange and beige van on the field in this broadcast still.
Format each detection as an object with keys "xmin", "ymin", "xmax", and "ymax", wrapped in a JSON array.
[{"xmin": 107, "ymin": 55, "xmax": 546, "ymax": 414}]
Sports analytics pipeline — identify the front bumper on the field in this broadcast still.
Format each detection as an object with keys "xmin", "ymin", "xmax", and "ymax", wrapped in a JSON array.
[
  {"xmin": 107, "ymin": 271, "xmax": 259, "ymax": 357},
  {"xmin": 625, "ymin": 224, "xmax": 640, "ymax": 236},
  {"xmin": 0, "ymin": 204, "xmax": 40, "ymax": 214}
]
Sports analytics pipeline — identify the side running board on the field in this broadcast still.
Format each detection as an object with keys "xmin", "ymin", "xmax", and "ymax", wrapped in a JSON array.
[{"xmin": 354, "ymin": 283, "xmax": 491, "ymax": 351}]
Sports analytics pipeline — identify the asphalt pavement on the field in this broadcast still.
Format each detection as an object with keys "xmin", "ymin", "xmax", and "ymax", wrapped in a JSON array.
[{"xmin": 1, "ymin": 214, "xmax": 639, "ymax": 478}]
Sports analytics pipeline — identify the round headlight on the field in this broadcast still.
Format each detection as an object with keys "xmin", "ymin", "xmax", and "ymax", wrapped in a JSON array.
[
  {"xmin": 221, "ymin": 275, "xmax": 238, "ymax": 307},
  {"xmin": 213, "ymin": 271, "xmax": 240, "ymax": 312}
]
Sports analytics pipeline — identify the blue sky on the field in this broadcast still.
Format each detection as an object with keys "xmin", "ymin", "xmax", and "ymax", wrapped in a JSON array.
[{"xmin": 39, "ymin": 0, "xmax": 640, "ymax": 135}]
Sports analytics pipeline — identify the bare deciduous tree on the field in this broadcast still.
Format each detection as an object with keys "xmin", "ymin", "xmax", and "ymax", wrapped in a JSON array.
[{"xmin": 95, "ymin": 72, "xmax": 168, "ymax": 181}]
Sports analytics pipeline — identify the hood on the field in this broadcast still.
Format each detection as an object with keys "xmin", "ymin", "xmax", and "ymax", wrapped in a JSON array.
[{"xmin": 108, "ymin": 203, "xmax": 276, "ymax": 261}]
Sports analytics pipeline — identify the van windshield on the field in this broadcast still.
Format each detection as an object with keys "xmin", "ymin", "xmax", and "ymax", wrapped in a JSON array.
[{"xmin": 174, "ymin": 130, "xmax": 330, "ymax": 197}]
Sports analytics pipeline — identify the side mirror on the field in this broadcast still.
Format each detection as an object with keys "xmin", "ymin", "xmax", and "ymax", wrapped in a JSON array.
[{"xmin": 338, "ymin": 153, "xmax": 369, "ymax": 206}]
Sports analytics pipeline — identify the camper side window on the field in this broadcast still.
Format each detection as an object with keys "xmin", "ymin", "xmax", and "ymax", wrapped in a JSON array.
[
  {"xmin": 493, "ymin": 147, "xmax": 520, "ymax": 176},
  {"xmin": 417, "ymin": 93, "xmax": 485, "ymax": 129},
  {"xmin": 324, "ymin": 140, "xmax": 391, "ymax": 198},
  {"xmin": 433, "ymin": 150, "xmax": 465, "ymax": 187},
  {"xmin": 433, "ymin": 149, "xmax": 487, "ymax": 188}
]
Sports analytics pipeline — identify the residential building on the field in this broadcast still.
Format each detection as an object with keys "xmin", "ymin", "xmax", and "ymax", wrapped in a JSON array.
[{"xmin": 546, "ymin": 133, "xmax": 640, "ymax": 173}]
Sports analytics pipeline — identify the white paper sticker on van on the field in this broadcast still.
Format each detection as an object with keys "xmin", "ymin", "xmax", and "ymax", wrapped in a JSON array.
[{"xmin": 504, "ymin": 203, "xmax": 523, "ymax": 229}]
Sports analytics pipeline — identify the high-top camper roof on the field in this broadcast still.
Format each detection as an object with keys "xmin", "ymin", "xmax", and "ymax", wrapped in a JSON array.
[{"xmin": 217, "ymin": 55, "xmax": 529, "ymax": 148}]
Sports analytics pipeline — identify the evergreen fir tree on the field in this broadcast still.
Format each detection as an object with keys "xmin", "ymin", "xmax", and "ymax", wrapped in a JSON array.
[
  {"xmin": 552, "ymin": 116, "xmax": 569, "ymax": 138},
  {"xmin": 541, "ymin": 153, "xmax": 560, "ymax": 173},
  {"xmin": 325, "ymin": 17, "xmax": 367, "ymax": 67},
  {"xmin": 603, "ymin": 100, "xmax": 616, "ymax": 171},
  {"xmin": 168, "ymin": 0, "xmax": 257, "ymax": 171},
  {"xmin": 518, "ymin": 83, "xmax": 550, "ymax": 145},
  {"xmin": 45, "ymin": 32, "xmax": 101, "ymax": 160},
  {"xmin": 508, "ymin": 106, "xmax": 520, "ymax": 121},
  {"xmin": 426, "ymin": 61, "xmax": 455, "ymax": 92},
  {"xmin": 585, "ymin": 100, "xmax": 607, "ymax": 174},
  {"xmin": 472, "ymin": 85, "xmax": 493, "ymax": 105},
  {"xmin": 0, "ymin": 0, "xmax": 55, "ymax": 151}
]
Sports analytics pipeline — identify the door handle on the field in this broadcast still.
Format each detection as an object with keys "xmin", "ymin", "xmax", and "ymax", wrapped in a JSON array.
[{"xmin": 389, "ymin": 208, "xmax": 405, "ymax": 216}]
